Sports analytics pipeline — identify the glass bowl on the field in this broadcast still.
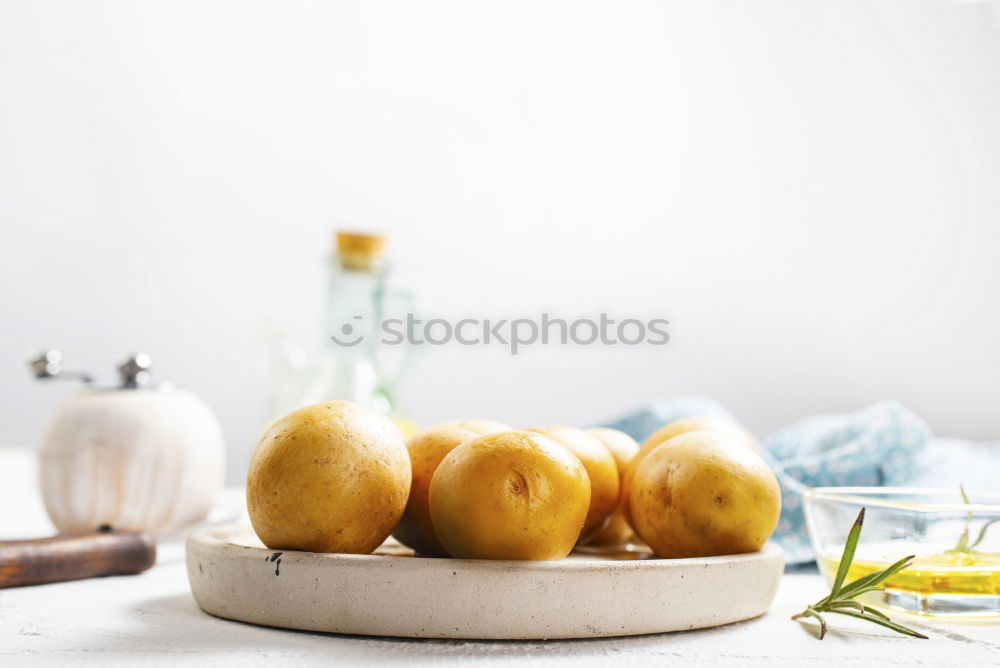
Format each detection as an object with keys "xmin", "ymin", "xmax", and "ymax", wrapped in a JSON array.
[{"xmin": 803, "ymin": 487, "xmax": 1000, "ymax": 617}]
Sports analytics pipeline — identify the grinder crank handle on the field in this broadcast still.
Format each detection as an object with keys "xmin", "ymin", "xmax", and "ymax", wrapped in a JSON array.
[{"xmin": 0, "ymin": 529, "xmax": 156, "ymax": 588}]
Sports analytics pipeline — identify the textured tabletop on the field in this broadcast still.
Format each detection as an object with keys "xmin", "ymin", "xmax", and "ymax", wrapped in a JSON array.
[
  {"xmin": 3, "ymin": 550, "xmax": 999, "ymax": 667},
  {"xmin": 1, "ymin": 450, "xmax": 998, "ymax": 667}
]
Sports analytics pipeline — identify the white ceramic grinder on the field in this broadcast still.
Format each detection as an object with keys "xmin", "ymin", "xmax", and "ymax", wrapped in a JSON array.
[{"xmin": 32, "ymin": 350, "xmax": 225, "ymax": 536}]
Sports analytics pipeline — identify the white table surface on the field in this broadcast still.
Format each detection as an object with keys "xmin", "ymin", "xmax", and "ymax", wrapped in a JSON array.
[{"xmin": 2, "ymin": 449, "xmax": 998, "ymax": 667}]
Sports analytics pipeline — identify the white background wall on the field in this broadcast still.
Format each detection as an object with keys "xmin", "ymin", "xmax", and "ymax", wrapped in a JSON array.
[{"xmin": 2, "ymin": 1, "xmax": 999, "ymax": 482}]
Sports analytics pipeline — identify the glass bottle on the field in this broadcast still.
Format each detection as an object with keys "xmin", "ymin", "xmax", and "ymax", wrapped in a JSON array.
[{"xmin": 268, "ymin": 231, "xmax": 415, "ymax": 433}]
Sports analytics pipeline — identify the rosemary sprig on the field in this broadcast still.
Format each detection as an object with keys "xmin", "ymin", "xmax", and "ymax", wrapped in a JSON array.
[
  {"xmin": 793, "ymin": 508, "xmax": 928, "ymax": 640},
  {"xmin": 952, "ymin": 484, "xmax": 999, "ymax": 553},
  {"xmin": 954, "ymin": 485, "xmax": 974, "ymax": 552}
]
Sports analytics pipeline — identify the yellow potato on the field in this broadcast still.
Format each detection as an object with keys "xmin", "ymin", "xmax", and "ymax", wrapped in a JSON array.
[
  {"xmin": 583, "ymin": 427, "xmax": 640, "ymax": 546},
  {"xmin": 428, "ymin": 419, "xmax": 511, "ymax": 435},
  {"xmin": 246, "ymin": 401, "xmax": 410, "ymax": 554},
  {"xmin": 640, "ymin": 417, "xmax": 758, "ymax": 459},
  {"xmin": 629, "ymin": 431, "xmax": 780, "ymax": 558},
  {"xmin": 526, "ymin": 426, "xmax": 620, "ymax": 541},
  {"xmin": 429, "ymin": 430, "xmax": 591, "ymax": 560},
  {"xmin": 622, "ymin": 417, "xmax": 757, "ymax": 526},
  {"xmin": 392, "ymin": 426, "xmax": 479, "ymax": 555}
]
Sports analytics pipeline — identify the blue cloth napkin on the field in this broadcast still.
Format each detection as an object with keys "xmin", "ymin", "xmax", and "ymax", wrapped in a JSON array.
[{"xmin": 602, "ymin": 398, "xmax": 933, "ymax": 564}]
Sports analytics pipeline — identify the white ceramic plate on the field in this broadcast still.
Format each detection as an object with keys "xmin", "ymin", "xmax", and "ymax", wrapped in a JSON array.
[{"xmin": 186, "ymin": 524, "xmax": 784, "ymax": 639}]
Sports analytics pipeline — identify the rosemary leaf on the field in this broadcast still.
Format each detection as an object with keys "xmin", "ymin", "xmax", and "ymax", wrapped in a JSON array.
[
  {"xmin": 827, "ymin": 600, "xmax": 866, "ymax": 614},
  {"xmin": 835, "ymin": 554, "xmax": 914, "ymax": 600},
  {"xmin": 841, "ymin": 585, "xmax": 889, "ymax": 600},
  {"xmin": 954, "ymin": 484, "xmax": 972, "ymax": 552},
  {"xmin": 969, "ymin": 518, "xmax": 1000, "ymax": 550},
  {"xmin": 791, "ymin": 607, "xmax": 828, "ymax": 639},
  {"xmin": 830, "ymin": 508, "xmax": 865, "ymax": 598},
  {"xmin": 826, "ymin": 609, "xmax": 929, "ymax": 640},
  {"xmin": 861, "ymin": 605, "xmax": 890, "ymax": 621}
]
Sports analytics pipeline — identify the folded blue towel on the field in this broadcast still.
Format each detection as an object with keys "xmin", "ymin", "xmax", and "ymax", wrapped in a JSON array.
[
  {"xmin": 602, "ymin": 399, "xmax": 932, "ymax": 564},
  {"xmin": 906, "ymin": 437, "xmax": 1000, "ymax": 490}
]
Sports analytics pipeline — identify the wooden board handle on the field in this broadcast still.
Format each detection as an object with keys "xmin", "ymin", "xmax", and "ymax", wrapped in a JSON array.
[{"xmin": 0, "ymin": 530, "xmax": 156, "ymax": 588}]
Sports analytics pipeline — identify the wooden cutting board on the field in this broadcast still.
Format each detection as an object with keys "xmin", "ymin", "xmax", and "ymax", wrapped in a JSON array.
[{"xmin": 186, "ymin": 524, "xmax": 784, "ymax": 639}]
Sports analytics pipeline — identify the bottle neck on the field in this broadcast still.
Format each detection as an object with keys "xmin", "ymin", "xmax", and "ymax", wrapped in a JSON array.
[{"xmin": 323, "ymin": 255, "xmax": 388, "ymax": 357}]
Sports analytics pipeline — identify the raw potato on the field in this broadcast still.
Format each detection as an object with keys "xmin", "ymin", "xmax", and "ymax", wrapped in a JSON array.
[
  {"xmin": 392, "ymin": 426, "xmax": 479, "ymax": 555},
  {"xmin": 639, "ymin": 417, "xmax": 758, "ymax": 458},
  {"xmin": 429, "ymin": 430, "xmax": 591, "ymax": 560},
  {"xmin": 428, "ymin": 419, "xmax": 511, "ymax": 435},
  {"xmin": 622, "ymin": 417, "xmax": 757, "ymax": 526},
  {"xmin": 629, "ymin": 431, "xmax": 781, "ymax": 558},
  {"xmin": 246, "ymin": 401, "xmax": 410, "ymax": 554},
  {"xmin": 527, "ymin": 426, "xmax": 620, "ymax": 541},
  {"xmin": 583, "ymin": 427, "xmax": 640, "ymax": 546}
]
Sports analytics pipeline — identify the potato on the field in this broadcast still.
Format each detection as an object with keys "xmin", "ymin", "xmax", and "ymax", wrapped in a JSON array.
[
  {"xmin": 629, "ymin": 431, "xmax": 780, "ymax": 558},
  {"xmin": 246, "ymin": 401, "xmax": 410, "ymax": 554},
  {"xmin": 622, "ymin": 417, "xmax": 757, "ymax": 526},
  {"xmin": 582, "ymin": 427, "xmax": 640, "ymax": 545},
  {"xmin": 392, "ymin": 426, "xmax": 479, "ymax": 555},
  {"xmin": 429, "ymin": 430, "xmax": 591, "ymax": 560},
  {"xmin": 428, "ymin": 419, "xmax": 511, "ymax": 435},
  {"xmin": 526, "ymin": 426, "xmax": 620, "ymax": 541}
]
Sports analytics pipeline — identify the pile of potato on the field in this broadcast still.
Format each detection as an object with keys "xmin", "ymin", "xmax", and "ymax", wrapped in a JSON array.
[{"xmin": 246, "ymin": 401, "xmax": 781, "ymax": 560}]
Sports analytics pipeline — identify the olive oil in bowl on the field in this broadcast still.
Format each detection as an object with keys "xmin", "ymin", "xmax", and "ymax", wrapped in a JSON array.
[
  {"xmin": 805, "ymin": 487, "xmax": 1000, "ymax": 617},
  {"xmin": 819, "ymin": 549, "xmax": 1000, "ymax": 616}
]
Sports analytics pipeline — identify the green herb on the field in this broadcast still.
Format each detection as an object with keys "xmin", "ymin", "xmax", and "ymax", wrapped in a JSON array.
[
  {"xmin": 951, "ymin": 484, "xmax": 999, "ymax": 553},
  {"xmin": 792, "ymin": 508, "xmax": 928, "ymax": 640}
]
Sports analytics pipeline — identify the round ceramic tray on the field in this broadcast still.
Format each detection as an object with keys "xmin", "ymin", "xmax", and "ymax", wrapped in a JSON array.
[{"xmin": 186, "ymin": 524, "xmax": 784, "ymax": 639}]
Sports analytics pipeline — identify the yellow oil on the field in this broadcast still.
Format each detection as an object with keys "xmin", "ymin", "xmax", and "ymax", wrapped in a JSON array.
[{"xmin": 819, "ymin": 551, "xmax": 1000, "ymax": 596}]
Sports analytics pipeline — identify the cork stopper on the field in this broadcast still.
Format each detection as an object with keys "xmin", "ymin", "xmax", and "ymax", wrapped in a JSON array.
[{"xmin": 335, "ymin": 231, "xmax": 387, "ymax": 272}]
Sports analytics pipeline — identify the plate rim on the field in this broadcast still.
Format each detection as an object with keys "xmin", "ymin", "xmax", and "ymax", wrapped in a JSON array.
[{"xmin": 188, "ymin": 523, "xmax": 785, "ymax": 572}]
